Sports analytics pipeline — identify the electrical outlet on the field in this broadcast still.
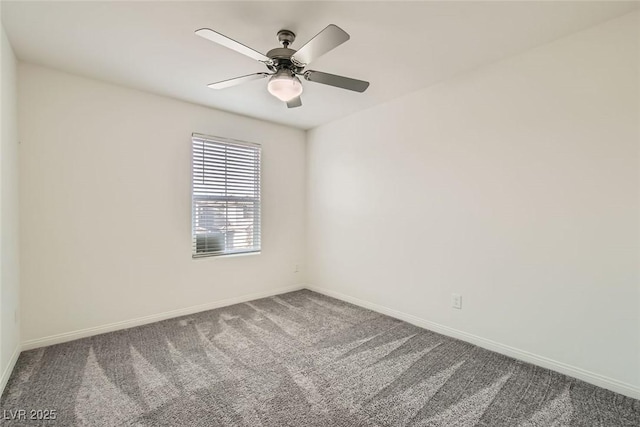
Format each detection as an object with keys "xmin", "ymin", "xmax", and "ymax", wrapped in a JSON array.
[
  {"xmin": 451, "ymin": 294, "xmax": 462, "ymax": 309},
  {"xmin": 294, "ymin": 264, "xmax": 299, "ymax": 273}
]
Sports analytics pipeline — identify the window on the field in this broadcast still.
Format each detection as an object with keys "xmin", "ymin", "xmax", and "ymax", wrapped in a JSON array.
[{"xmin": 192, "ymin": 133, "xmax": 261, "ymax": 257}]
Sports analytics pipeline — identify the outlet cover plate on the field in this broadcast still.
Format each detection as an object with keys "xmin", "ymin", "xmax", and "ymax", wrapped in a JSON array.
[{"xmin": 452, "ymin": 293, "xmax": 462, "ymax": 309}]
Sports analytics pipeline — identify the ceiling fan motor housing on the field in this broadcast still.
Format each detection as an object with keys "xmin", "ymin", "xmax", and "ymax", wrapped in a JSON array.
[
  {"xmin": 266, "ymin": 48, "xmax": 304, "ymax": 73},
  {"xmin": 266, "ymin": 30, "xmax": 304, "ymax": 74}
]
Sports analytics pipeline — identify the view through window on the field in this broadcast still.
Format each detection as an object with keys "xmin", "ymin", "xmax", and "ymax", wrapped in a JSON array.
[{"xmin": 192, "ymin": 134, "xmax": 261, "ymax": 257}]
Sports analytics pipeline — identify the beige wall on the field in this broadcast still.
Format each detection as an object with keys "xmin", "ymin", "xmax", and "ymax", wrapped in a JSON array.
[
  {"xmin": 18, "ymin": 64, "xmax": 306, "ymax": 343},
  {"xmin": 1, "ymin": 23, "xmax": 21, "ymax": 388},
  {"xmin": 307, "ymin": 11, "xmax": 640, "ymax": 392}
]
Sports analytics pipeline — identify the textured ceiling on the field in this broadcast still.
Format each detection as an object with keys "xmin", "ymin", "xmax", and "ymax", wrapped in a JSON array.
[{"xmin": 2, "ymin": 1, "xmax": 637, "ymax": 129}]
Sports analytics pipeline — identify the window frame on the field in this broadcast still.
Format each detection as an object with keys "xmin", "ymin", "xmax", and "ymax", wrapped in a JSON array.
[{"xmin": 191, "ymin": 133, "xmax": 262, "ymax": 258}]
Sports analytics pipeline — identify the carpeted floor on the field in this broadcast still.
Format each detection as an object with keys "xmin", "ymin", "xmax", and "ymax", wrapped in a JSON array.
[{"xmin": 1, "ymin": 290, "xmax": 639, "ymax": 426}]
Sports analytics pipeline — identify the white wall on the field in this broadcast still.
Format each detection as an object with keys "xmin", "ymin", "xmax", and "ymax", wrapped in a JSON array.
[
  {"xmin": 19, "ymin": 64, "xmax": 306, "ymax": 343},
  {"xmin": 307, "ymin": 11, "xmax": 640, "ymax": 394},
  {"xmin": 1, "ymin": 23, "xmax": 21, "ymax": 389}
]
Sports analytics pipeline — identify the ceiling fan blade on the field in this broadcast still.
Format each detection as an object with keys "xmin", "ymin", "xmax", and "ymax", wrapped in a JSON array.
[
  {"xmin": 303, "ymin": 70, "xmax": 369, "ymax": 93},
  {"xmin": 291, "ymin": 24, "xmax": 349, "ymax": 66},
  {"xmin": 208, "ymin": 73, "xmax": 271, "ymax": 90},
  {"xmin": 195, "ymin": 28, "xmax": 271, "ymax": 63},
  {"xmin": 286, "ymin": 96, "xmax": 302, "ymax": 108}
]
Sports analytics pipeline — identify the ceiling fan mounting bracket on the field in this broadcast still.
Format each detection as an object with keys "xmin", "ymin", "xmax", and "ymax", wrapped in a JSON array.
[{"xmin": 276, "ymin": 29, "xmax": 296, "ymax": 48}]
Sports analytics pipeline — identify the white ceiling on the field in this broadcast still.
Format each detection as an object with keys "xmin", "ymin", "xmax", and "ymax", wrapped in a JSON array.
[{"xmin": 2, "ymin": 1, "xmax": 637, "ymax": 130}]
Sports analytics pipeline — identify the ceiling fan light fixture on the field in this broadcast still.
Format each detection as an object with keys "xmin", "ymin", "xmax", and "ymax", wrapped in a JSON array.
[
  {"xmin": 267, "ymin": 70, "xmax": 303, "ymax": 102},
  {"xmin": 196, "ymin": 25, "xmax": 369, "ymax": 109}
]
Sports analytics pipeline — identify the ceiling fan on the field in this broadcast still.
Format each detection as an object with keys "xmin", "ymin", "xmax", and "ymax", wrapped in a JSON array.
[{"xmin": 195, "ymin": 24, "xmax": 370, "ymax": 108}]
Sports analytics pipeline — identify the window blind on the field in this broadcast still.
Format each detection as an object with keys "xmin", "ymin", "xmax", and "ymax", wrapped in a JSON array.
[{"xmin": 192, "ymin": 133, "xmax": 261, "ymax": 257}]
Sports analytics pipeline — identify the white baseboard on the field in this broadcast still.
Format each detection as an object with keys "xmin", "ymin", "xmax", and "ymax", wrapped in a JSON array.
[
  {"xmin": 21, "ymin": 284, "xmax": 305, "ymax": 351},
  {"xmin": 306, "ymin": 285, "xmax": 640, "ymax": 400},
  {"xmin": 0, "ymin": 345, "xmax": 21, "ymax": 396}
]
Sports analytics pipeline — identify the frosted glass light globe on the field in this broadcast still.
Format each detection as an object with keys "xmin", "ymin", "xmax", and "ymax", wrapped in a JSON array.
[{"xmin": 267, "ymin": 71, "xmax": 303, "ymax": 102}]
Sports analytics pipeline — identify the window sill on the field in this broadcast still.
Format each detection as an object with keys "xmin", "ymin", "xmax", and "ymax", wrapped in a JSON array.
[{"xmin": 192, "ymin": 251, "xmax": 261, "ymax": 260}]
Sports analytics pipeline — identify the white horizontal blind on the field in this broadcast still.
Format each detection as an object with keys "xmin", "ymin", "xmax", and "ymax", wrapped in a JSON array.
[{"xmin": 192, "ymin": 134, "xmax": 261, "ymax": 257}]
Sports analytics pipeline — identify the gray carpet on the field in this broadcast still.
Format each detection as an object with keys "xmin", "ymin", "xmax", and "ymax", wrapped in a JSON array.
[{"xmin": 1, "ymin": 290, "xmax": 638, "ymax": 426}]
